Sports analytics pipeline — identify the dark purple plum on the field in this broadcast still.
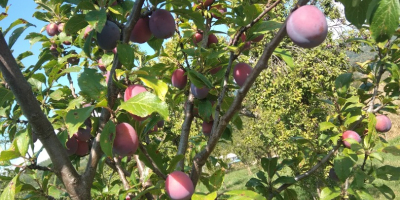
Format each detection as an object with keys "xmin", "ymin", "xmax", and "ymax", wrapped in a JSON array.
[
  {"xmin": 66, "ymin": 137, "xmax": 78, "ymax": 156},
  {"xmin": 171, "ymin": 68, "xmax": 187, "ymax": 90},
  {"xmin": 207, "ymin": 34, "xmax": 218, "ymax": 47},
  {"xmin": 149, "ymin": 9, "xmax": 175, "ymax": 39},
  {"xmin": 75, "ymin": 141, "xmax": 89, "ymax": 156},
  {"xmin": 97, "ymin": 21, "xmax": 120, "ymax": 50},
  {"xmin": 130, "ymin": 16, "xmax": 152, "ymax": 44},
  {"xmin": 233, "ymin": 63, "xmax": 252, "ymax": 87},
  {"xmin": 46, "ymin": 23, "xmax": 59, "ymax": 36},
  {"xmin": 202, "ymin": 121, "xmax": 213, "ymax": 137},
  {"xmin": 191, "ymin": 83, "xmax": 210, "ymax": 99}
]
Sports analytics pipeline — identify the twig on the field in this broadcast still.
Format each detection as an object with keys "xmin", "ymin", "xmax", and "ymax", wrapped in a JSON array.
[
  {"xmin": 114, "ymin": 157, "xmax": 131, "ymax": 190},
  {"xmin": 268, "ymin": 142, "xmax": 342, "ymax": 199},
  {"xmin": 27, "ymin": 164, "xmax": 54, "ymax": 172},
  {"xmin": 67, "ymin": 72, "xmax": 77, "ymax": 98},
  {"xmin": 175, "ymin": 15, "xmax": 191, "ymax": 69},
  {"xmin": 139, "ymin": 143, "xmax": 167, "ymax": 180}
]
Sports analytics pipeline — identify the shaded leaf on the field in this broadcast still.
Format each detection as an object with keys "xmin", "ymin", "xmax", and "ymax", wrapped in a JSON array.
[{"xmin": 100, "ymin": 121, "xmax": 116, "ymax": 158}]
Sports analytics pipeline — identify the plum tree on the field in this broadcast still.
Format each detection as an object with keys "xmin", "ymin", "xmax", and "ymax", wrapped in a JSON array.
[
  {"xmin": 171, "ymin": 68, "xmax": 187, "ymax": 90},
  {"xmin": 190, "ymin": 83, "xmax": 210, "ymax": 99},
  {"xmin": 375, "ymin": 115, "xmax": 392, "ymax": 132},
  {"xmin": 73, "ymin": 119, "xmax": 92, "ymax": 141},
  {"xmin": 207, "ymin": 33, "xmax": 218, "ymax": 47},
  {"xmin": 124, "ymin": 84, "xmax": 149, "ymax": 121},
  {"xmin": 165, "ymin": 171, "xmax": 194, "ymax": 200},
  {"xmin": 233, "ymin": 63, "xmax": 252, "ymax": 87},
  {"xmin": 184, "ymin": 101, "xmax": 199, "ymax": 117},
  {"xmin": 202, "ymin": 121, "xmax": 213, "ymax": 137},
  {"xmin": 113, "ymin": 123, "xmax": 139, "ymax": 156},
  {"xmin": 66, "ymin": 137, "xmax": 78, "ymax": 156},
  {"xmin": 46, "ymin": 23, "xmax": 59, "ymax": 36},
  {"xmin": 149, "ymin": 9, "xmax": 175, "ymax": 39},
  {"xmin": 97, "ymin": 20, "xmax": 120, "ymax": 50},
  {"xmin": 130, "ymin": 16, "xmax": 152, "ymax": 44},
  {"xmin": 193, "ymin": 32, "xmax": 203, "ymax": 45},
  {"xmin": 342, "ymin": 130, "xmax": 361, "ymax": 148},
  {"xmin": 75, "ymin": 141, "xmax": 89, "ymax": 156},
  {"xmin": 98, "ymin": 58, "xmax": 106, "ymax": 71},
  {"xmin": 286, "ymin": 5, "xmax": 327, "ymax": 48}
]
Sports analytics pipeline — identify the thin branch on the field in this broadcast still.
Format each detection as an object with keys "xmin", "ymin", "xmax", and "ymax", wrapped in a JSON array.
[
  {"xmin": 82, "ymin": 0, "xmax": 145, "ymax": 187},
  {"xmin": 105, "ymin": 157, "xmax": 131, "ymax": 177},
  {"xmin": 190, "ymin": 0, "xmax": 310, "ymax": 186},
  {"xmin": 0, "ymin": 31, "xmax": 84, "ymax": 199},
  {"xmin": 268, "ymin": 142, "xmax": 342, "ymax": 199},
  {"xmin": 67, "ymin": 72, "xmax": 77, "ymax": 98},
  {"xmin": 139, "ymin": 143, "xmax": 167, "ymax": 180},
  {"xmin": 27, "ymin": 164, "xmax": 54, "ymax": 172},
  {"xmin": 175, "ymin": 15, "xmax": 191, "ymax": 69},
  {"xmin": 114, "ymin": 157, "xmax": 130, "ymax": 190}
]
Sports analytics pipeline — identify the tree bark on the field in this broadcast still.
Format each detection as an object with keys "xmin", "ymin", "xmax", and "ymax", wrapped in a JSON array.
[{"xmin": 0, "ymin": 31, "xmax": 89, "ymax": 199}]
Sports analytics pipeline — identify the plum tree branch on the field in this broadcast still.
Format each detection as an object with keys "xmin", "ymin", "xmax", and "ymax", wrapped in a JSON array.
[
  {"xmin": 82, "ymin": 0, "xmax": 145, "ymax": 188},
  {"xmin": 0, "ymin": 31, "xmax": 85, "ymax": 199},
  {"xmin": 67, "ymin": 71, "xmax": 77, "ymax": 98},
  {"xmin": 176, "ymin": 93, "xmax": 195, "ymax": 170},
  {"xmin": 114, "ymin": 157, "xmax": 131, "ymax": 190},
  {"xmin": 139, "ymin": 143, "xmax": 167, "ymax": 180},
  {"xmin": 190, "ymin": 0, "xmax": 310, "ymax": 186}
]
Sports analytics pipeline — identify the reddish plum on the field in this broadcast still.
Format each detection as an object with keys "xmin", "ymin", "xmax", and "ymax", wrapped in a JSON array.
[
  {"xmin": 233, "ymin": 63, "xmax": 252, "ymax": 87},
  {"xmin": 113, "ymin": 123, "xmax": 139, "ymax": 156},
  {"xmin": 342, "ymin": 130, "xmax": 361, "ymax": 148},
  {"xmin": 165, "ymin": 171, "xmax": 194, "ymax": 200},
  {"xmin": 191, "ymin": 84, "xmax": 210, "ymax": 99},
  {"xmin": 375, "ymin": 115, "xmax": 392, "ymax": 132},
  {"xmin": 130, "ymin": 16, "xmax": 152, "ymax": 44},
  {"xmin": 149, "ymin": 9, "xmax": 175, "ymax": 39},
  {"xmin": 171, "ymin": 68, "xmax": 187, "ymax": 90}
]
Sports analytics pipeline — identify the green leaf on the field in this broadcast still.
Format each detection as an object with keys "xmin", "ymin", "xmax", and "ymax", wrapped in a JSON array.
[
  {"xmin": 77, "ymin": 68, "xmax": 107, "ymax": 101},
  {"xmin": 85, "ymin": 9, "xmax": 107, "ymax": 32},
  {"xmin": 338, "ymin": 0, "xmax": 371, "ymax": 28},
  {"xmin": 83, "ymin": 29, "xmax": 94, "ymax": 58},
  {"xmin": 0, "ymin": 0, "xmax": 8, "ymax": 8},
  {"xmin": 65, "ymin": 14, "xmax": 88, "ymax": 35},
  {"xmin": 0, "ymin": 139, "xmax": 20, "ymax": 161},
  {"xmin": 187, "ymin": 69, "xmax": 213, "ymax": 88},
  {"xmin": 0, "ymin": 87, "xmax": 13, "ymax": 106},
  {"xmin": 65, "ymin": 106, "xmax": 94, "ymax": 137},
  {"xmin": 319, "ymin": 122, "xmax": 335, "ymax": 131},
  {"xmin": 209, "ymin": 169, "xmax": 225, "ymax": 191},
  {"xmin": 8, "ymin": 26, "xmax": 32, "ymax": 49},
  {"xmin": 166, "ymin": 154, "xmax": 184, "ymax": 173},
  {"xmin": 224, "ymin": 190, "xmax": 266, "ymax": 200},
  {"xmin": 173, "ymin": 9, "xmax": 205, "ymax": 30},
  {"xmin": 261, "ymin": 157, "xmax": 278, "ymax": 179},
  {"xmin": 334, "ymin": 155, "xmax": 356, "ymax": 182},
  {"xmin": 367, "ymin": 0, "xmax": 400, "ymax": 42},
  {"xmin": 117, "ymin": 43, "xmax": 134, "ymax": 68},
  {"xmin": 147, "ymin": 37, "xmax": 163, "ymax": 53},
  {"xmin": 335, "ymin": 73, "xmax": 352, "ymax": 97},
  {"xmin": 15, "ymin": 127, "xmax": 30, "ymax": 156},
  {"xmin": 320, "ymin": 187, "xmax": 341, "ymax": 200},
  {"xmin": 0, "ymin": 173, "xmax": 20, "ymax": 200},
  {"xmin": 120, "ymin": 92, "xmax": 169, "ymax": 118},
  {"xmin": 198, "ymin": 100, "xmax": 212, "ymax": 121},
  {"xmin": 25, "ymin": 32, "xmax": 49, "ymax": 47},
  {"xmin": 248, "ymin": 20, "xmax": 283, "ymax": 35},
  {"xmin": 100, "ymin": 121, "xmax": 116, "ymax": 158},
  {"xmin": 272, "ymin": 176, "xmax": 296, "ymax": 185},
  {"xmin": 4, "ymin": 18, "xmax": 35, "ymax": 36},
  {"xmin": 273, "ymin": 48, "xmax": 294, "ymax": 69},
  {"xmin": 139, "ymin": 76, "xmax": 168, "ymax": 101}
]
